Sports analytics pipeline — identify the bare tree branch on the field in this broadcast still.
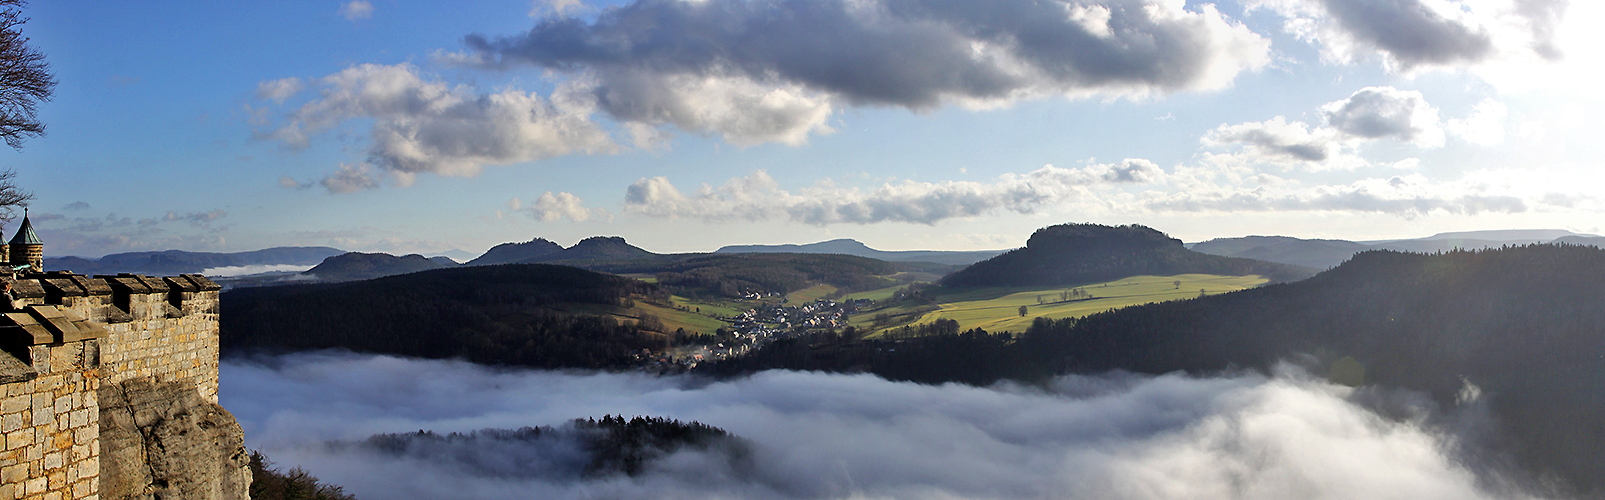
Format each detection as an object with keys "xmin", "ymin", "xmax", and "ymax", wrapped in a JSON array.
[{"xmin": 0, "ymin": 0, "xmax": 53, "ymax": 149}]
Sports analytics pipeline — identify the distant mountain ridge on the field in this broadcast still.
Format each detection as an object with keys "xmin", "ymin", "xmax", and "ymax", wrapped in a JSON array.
[
  {"xmin": 45, "ymin": 246, "xmax": 344, "ymax": 276},
  {"xmin": 942, "ymin": 224, "xmax": 1315, "ymax": 287},
  {"xmin": 305, "ymin": 252, "xmax": 457, "ymax": 282},
  {"xmin": 716, "ymin": 239, "xmax": 1002, "ymax": 266},
  {"xmin": 1195, "ymin": 229, "xmax": 1603, "ymax": 269}
]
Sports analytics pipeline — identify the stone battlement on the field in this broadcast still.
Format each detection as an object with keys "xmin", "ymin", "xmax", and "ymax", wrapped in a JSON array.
[{"xmin": 0, "ymin": 272, "xmax": 239, "ymax": 500}]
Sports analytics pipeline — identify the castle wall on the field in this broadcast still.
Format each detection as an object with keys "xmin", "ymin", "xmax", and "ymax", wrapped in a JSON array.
[
  {"xmin": 0, "ymin": 341, "xmax": 100, "ymax": 500},
  {"xmin": 0, "ymin": 274, "xmax": 230, "ymax": 500}
]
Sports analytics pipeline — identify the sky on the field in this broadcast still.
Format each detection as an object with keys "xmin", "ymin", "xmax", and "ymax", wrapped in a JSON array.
[{"xmin": 10, "ymin": 0, "xmax": 1604, "ymax": 258}]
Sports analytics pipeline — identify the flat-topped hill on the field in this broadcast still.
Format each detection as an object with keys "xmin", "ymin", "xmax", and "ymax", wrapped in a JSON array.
[
  {"xmin": 305, "ymin": 251, "xmax": 455, "ymax": 282},
  {"xmin": 941, "ymin": 223, "xmax": 1314, "ymax": 287}
]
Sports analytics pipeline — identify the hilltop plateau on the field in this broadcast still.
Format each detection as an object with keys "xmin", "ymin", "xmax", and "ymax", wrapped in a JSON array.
[{"xmin": 941, "ymin": 223, "xmax": 1315, "ymax": 287}]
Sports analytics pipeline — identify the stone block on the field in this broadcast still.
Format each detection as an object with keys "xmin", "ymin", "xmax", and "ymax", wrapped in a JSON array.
[
  {"xmin": 1, "ymin": 413, "xmax": 25, "ymax": 433},
  {"xmin": 30, "ymin": 406, "xmax": 51, "ymax": 427},
  {"xmin": 7, "ymin": 428, "xmax": 31, "ymax": 450},
  {"xmin": 1, "ymin": 396, "xmax": 25, "ymax": 414},
  {"xmin": 1, "ymin": 462, "xmax": 25, "ymax": 482},
  {"xmin": 23, "ymin": 476, "xmax": 44, "ymax": 494}
]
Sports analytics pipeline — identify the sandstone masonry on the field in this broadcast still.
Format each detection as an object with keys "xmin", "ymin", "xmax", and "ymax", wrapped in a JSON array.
[{"xmin": 0, "ymin": 272, "xmax": 244, "ymax": 500}]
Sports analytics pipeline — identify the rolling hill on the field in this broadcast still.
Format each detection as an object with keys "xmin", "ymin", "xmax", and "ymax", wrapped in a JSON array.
[
  {"xmin": 221, "ymin": 264, "xmax": 674, "ymax": 369},
  {"xmin": 45, "ymin": 246, "xmax": 344, "ymax": 276},
  {"xmin": 1194, "ymin": 229, "xmax": 1601, "ymax": 269},
  {"xmin": 716, "ymin": 238, "xmax": 1003, "ymax": 266}
]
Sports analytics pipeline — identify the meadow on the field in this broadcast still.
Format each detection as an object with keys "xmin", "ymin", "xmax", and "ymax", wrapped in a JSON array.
[{"xmin": 859, "ymin": 274, "xmax": 1268, "ymax": 336}]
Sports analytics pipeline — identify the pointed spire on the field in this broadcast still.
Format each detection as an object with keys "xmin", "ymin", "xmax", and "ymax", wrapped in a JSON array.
[{"xmin": 9, "ymin": 208, "xmax": 40, "ymax": 246}]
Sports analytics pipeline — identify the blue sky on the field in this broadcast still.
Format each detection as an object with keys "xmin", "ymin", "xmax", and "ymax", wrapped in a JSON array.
[{"xmin": 9, "ymin": 0, "xmax": 1603, "ymax": 258}]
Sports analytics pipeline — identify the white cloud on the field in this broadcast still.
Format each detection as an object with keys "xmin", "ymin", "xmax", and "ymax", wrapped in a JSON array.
[
  {"xmin": 625, "ymin": 160, "xmax": 1164, "ymax": 225},
  {"xmin": 1145, "ymin": 167, "xmax": 1528, "ymax": 217},
  {"xmin": 1448, "ymin": 99, "xmax": 1509, "ymax": 146},
  {"xmin": 1320, "ymin": 87, "xmax": 1445, "ymax": 147},
  {"xmin": 258, "ymin": 63, "xmax": 617, "ymax": 189},
  {"xmin": 256, "ymin": 77, "xmax": 304, "ymax": 104},
  {"xmin": 1204, "ymin": 116, "xmax": 1341, "ymax": 163},
  {"xmin": 459, "ymin": 0, "xmax": 1272, "ymax": 145},
  {"xmin": 528, "ymin": 191, "xmax": 594, "ymax": 222},
  {"xmin": 1203, "ymin": 87, "xmax": 1444, "ymax": 170},
  {"xmin": 530, "ymin": 0, "xmax": 586, "ymax": 18},
  {"xmin": 339, "ymin": 1, "xmax": 375, "ymax": 21},
  {"xmin": 1246, "ymin": 0, "xmax": 1566, "ymax": 72},
  {"xmin": 588, "ymin": 70, "xmax": 835, "ymax": 147},
  {"xmin": 222, "ymin": 353, "xmax": 1537, "ymax": 500}
]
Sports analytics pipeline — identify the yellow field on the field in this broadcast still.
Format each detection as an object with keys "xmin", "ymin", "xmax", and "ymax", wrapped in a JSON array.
[
  {"xmin": 869, "ymin": 274, "xmax": 1266, "ymax": 336},
  {"xmin": 558, "ymin": 297, "xmax": 728, "ymax": 336}
]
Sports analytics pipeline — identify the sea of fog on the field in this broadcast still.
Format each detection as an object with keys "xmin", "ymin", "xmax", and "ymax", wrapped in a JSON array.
[{"xmin": 220, "ymin": 352, "xmax": 1542, "ymax": 500}]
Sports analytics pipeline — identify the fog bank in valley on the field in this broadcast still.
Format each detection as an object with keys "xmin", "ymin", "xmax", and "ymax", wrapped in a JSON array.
[{"xmin": 221, "ymin": 352, "xmax": 1541, "ymax": 500}]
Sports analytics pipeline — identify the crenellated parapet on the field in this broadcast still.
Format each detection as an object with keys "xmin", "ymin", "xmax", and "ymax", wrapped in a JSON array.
[{"xmin": 0, "ymin": 272, "xmax": 229, "ymax": 500}]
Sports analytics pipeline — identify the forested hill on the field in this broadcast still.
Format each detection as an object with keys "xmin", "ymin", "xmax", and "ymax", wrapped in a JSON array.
[
  {"xmin": 304, "ymin": 251, "xmax": 455, "ymax": 282},
  {"xmin": 941, "ymin": 223, "xmax": 1314, "ymax": 287},
  {"xmin": 715, "ymin": 244, "xmax": 1605, "ymax": 493},
  {"xmin": 221, "ymin": 264, "xmax": 664, "ymax": 368}
]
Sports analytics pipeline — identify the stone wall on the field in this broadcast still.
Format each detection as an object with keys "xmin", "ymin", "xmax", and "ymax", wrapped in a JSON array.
[{"xmin": 0, "ymin": 273, "xmax": 239, "ymax": 500}]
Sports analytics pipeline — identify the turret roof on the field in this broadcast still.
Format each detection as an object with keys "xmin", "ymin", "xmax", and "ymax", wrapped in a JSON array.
[{"xmin": 9, "ymin": 210, "xmax": 40, "ymax": 246}]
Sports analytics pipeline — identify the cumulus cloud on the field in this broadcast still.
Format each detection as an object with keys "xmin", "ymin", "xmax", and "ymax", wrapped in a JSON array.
[
  {"xmin": 457, "ymin": 0, "xmax": 1271, "ymax": 144},
  {"xmin": 1247, "ymin": 0, "xmax": 1569, "ymax": 71},
  {"xmin": 624, "ymin": 160, "xmax": 1164, "ymax": 225},
  {"xmin": 528, "ymin": 191, "xmax": 596, "ymax": 222},
  {"xmin": 1203, "ymin": 86, "xmax": 1443, "ymax": 170},
  {"xmin": 1320, "ymin": 86, "xmax": 1444, "ymax": 146},
  {"xmin": 221, "ymin": 353, "xmax": 1539, "ymax": 500},
  {"xmin": 255, "ymin": 63, "xmax": 616, "ymax": 190},
  {"xmin": 61, "ymin": 201, "xmax": 90, "ymax": 211},
  {"xmin": 339, "ymin": 1, "xmax": 374, "ymax": 21},
  {"xmin": 1204, "ymin": 116, "xmax": 1339, "ymax": 163}
]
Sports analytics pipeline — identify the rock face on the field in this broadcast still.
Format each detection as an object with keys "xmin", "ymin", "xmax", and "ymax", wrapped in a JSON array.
[{"xmin": 99, "ymin": 377, "xmax": 250, "ymax": 500}]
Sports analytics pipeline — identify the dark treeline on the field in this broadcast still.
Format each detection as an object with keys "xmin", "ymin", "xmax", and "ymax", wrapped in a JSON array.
[
  {"xmin": 249, "ymin": 451, "xmax": 355, "ymax": 500},
  {"xmin": 649, "ymin": 253, "xmax": 899, "ymax": 296},
  {"xmin": 942, "ymin": 223, "xmax": 1314, "ymax": 287},
  {"xmin": 714, "ymin": 244, "xmax": 1605, "ymax": 494},
  {"xmin": 221, "ymin": 264, "xmax": 665, "ymax": 369},
  {"xmin": 351, "ymin": 416, "xmax": 748, "ymax": 478}
]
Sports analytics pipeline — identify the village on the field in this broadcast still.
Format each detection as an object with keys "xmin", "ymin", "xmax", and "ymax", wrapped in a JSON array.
[{"xmin": 642, "ymin": 296, "xmax": 870, "ymax": 371}]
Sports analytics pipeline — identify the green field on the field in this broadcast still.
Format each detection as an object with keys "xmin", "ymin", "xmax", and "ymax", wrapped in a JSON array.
[
  {"xmin": 785, "ymin": 284, "xmax": 838, "ymax": 303},
  {"xmin": 841, "ymin": 283, "xmax": 908, "ymax": 302},
  {"xmin": 864, "ymin": 274, "xmax": 1267, "ymax": 336}
]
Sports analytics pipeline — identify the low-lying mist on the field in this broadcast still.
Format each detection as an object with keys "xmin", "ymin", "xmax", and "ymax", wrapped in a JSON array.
[{"xmin": 221, "ymin": 352, "xmax": 1543, "ymax": 500}]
